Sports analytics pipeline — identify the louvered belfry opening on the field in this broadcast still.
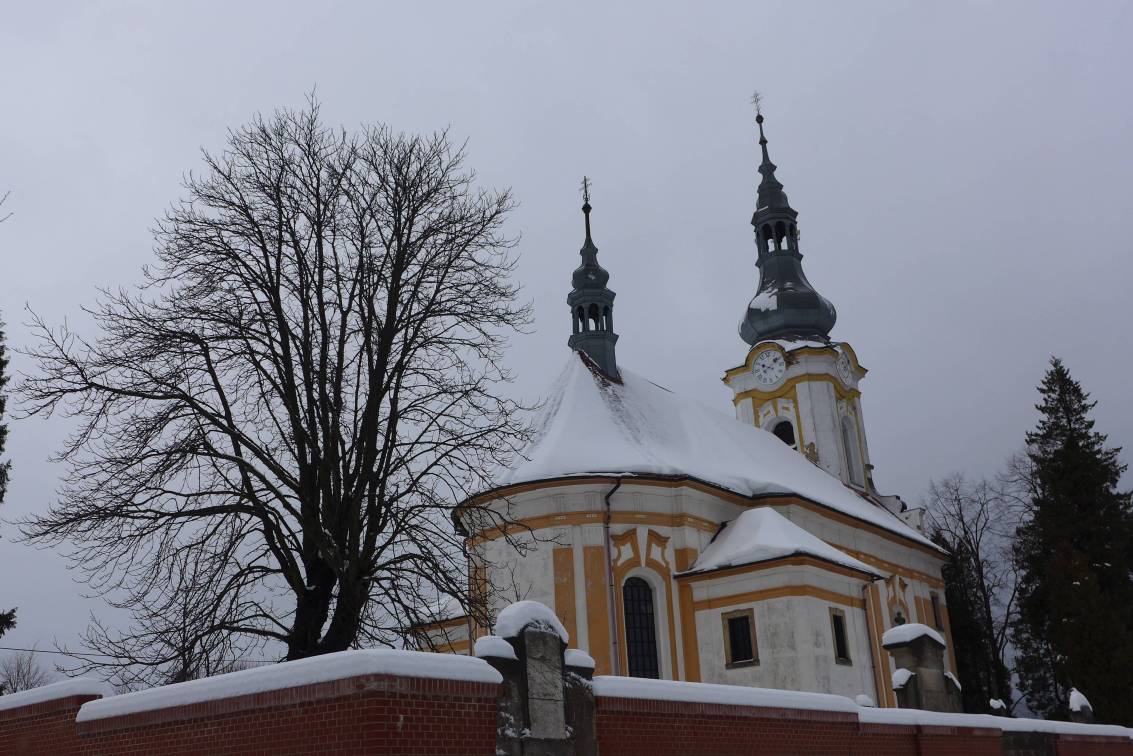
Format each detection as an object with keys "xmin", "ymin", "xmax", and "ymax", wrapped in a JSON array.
[{"xmin": 622, "ymin": 577, "xmax": 660, "ymax": 679}]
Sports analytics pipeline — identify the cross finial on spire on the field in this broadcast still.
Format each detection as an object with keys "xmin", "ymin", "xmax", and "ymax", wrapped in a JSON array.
[
  {"xmin": 580, "ymin": 175, "xmax": 593, "ymax": 241},
  {"xmin": 751, "ymin": 91, "xmax": 770, "ymax": 154}
]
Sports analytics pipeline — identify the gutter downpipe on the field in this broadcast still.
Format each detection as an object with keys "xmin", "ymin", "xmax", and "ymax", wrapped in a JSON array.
[{"xmin": 604, "ymin": 477, "xmax": 624, "ymax": 676}]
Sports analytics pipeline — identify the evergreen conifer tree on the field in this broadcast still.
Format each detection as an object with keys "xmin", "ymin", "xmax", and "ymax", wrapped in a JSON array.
[{"xmin": 1012, "ymin": 357, "xmax": 1133, "ymax": 724}]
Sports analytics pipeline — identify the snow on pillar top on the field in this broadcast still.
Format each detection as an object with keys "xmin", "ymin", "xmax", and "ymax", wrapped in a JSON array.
[
  {"xmin": 881, "ymin": 622, "xmax": 946, "ymax": 649},
  {"xmin": 495, "ymin": 600, "xmax": 570, "ymax": 642}
]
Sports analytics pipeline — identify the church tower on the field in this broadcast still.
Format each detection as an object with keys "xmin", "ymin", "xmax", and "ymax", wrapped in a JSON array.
[
  {"xmin": 568, "ymin": 178, "xmax": 620, "ymax": 380},
  {"xmin": 723, "ymin": 112, "xmax": 876, "ymax": 493}
]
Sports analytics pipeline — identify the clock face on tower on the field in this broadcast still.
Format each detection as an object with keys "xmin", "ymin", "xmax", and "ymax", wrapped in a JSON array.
[
  {"xmin": 836, "ymin": 352, "xmax": 854, "ymax": 384},
  {"xmin": 752, "ymin": 349, "xmax": 786, "ymax": 385}
]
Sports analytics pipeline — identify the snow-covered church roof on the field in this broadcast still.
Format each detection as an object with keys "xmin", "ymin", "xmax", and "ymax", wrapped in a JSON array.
[
  {"xmin": 683, "ymin": 507, "xmax": 883, "ymax": 577},
  {"xmin": 500, "ymin": 353, "xmax": 935, "ymax": 549}
]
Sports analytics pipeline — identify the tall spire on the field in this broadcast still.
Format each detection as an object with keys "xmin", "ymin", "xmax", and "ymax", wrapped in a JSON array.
[
  {"xmin": 755, "ymin": 113, "xmax": 790, "ymax": 211},
  {"xmin": 568, "ymin": 177, "xmax": 619, "ymax": 379},
  {"xmin": 739, "ymin": 109, "xmax": 837, "ymax": 345}
]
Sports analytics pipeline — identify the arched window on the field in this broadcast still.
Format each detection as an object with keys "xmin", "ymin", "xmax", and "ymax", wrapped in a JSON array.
[
  {"xmin": 622, "ymin": 577, "xmax": 660, "ymax": 679},
  {"xmin": 771, "ymin": 419, "xmax": 796, "ymax": 448},
  {"xmin": 841, "ymin": 416, "xmax": 864, "ymax": 487},
  {"xmin": 602, "ymin": 305, "xmax": 612, "ymax": 331},
  {"xmin": 577, "ymin": 306, "xmax": 587, "ymax": 332}
]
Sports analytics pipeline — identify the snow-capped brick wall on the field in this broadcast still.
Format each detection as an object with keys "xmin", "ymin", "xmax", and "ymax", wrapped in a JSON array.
[
  {"xmin": 4, "ymin": 650, "xmax": 1133, "ymax": 755},
  {"xmin": 0, "ymin": 679, "xmax": 113, "ymax": 756},
  {"xmin": 592, "ymin": 677, "xmax": 1133, "ymax": 756},
  {"xmin": 74, "ymin": 651, "xmax": 501, "ymax": 755},
  {"xmin": 75, "ymin": 673, "xmax": 499, "ymax": 755}
]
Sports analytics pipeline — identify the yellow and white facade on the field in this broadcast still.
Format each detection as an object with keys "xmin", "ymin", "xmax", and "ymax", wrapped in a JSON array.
[{"xmin": 423, "ymin": 353, "xmax": 954, "ymax": 708}]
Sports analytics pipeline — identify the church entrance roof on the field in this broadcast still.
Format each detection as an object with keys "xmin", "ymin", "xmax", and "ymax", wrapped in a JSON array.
[{"xmin": 680, "ymin": 507, "xmax": 882, "ymax": 578}]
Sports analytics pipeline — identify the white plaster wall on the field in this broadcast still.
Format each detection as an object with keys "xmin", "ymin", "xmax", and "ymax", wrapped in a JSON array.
[{"xmin": 695, "ymin": 595, "xmax": 876, "ymax": 701}]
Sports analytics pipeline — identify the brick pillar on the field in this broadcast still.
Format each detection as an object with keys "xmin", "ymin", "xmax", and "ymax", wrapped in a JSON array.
[{"xmin": 478, "ymin": 603, "xmax": 597, "ymax": 756}]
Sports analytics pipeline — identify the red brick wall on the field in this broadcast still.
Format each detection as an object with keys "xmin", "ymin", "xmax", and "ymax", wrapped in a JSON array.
[
  {"xmin": 75, "ymin": 674, "xmax": 498, "ymax": 756},
  {"xmin": 0, "ymin": 694, "xmax": 101, "ymax": 756},
  {"xmin": 916, "ymin": 725, "xmax": 1004, "ymax": 756},
  {"xmin": 594, "ymin": 696, "xmax": 1130, "ymax": 756},
  {"xmin": 850, "ymin": 722, "xmax": 919, "ymax": 755},
  {"xmin": 1056, "ymin": 734, "xmax": 1133, "ymax": 756},
  {"xmin": 596, "ymin": 695, "xmax": 862, "ymax": 755}
]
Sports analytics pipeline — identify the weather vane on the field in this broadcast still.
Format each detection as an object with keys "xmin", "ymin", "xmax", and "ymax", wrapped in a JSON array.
[
  {"xmin": 581, "ymin": 175, "xmax": 591, "ymax": 205},
  {"xmin": 751, "ymin": 90, "xmax": 763, "ymax": 116}
]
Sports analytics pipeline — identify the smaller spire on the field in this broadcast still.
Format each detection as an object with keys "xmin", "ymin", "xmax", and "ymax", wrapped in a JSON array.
[
  {"xmin": 567, "ymin": 177, "xmax": 619, "ymax": 380},
  {"xmin": 573, "ymin": 176, "xmax": 606, "ymax": 288}
]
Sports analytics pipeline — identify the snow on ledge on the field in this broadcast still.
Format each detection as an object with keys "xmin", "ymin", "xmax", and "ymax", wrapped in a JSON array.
[
  {"xmin": 881, "ymin": 622, "xmax": 946, "ymax": 648},
  {"xmin": 76, "ymin": 649, "xmax": 501, "ymax": 723},
  {"xmin": 860, "ymin": 706, "xmax": 1133, "ymax": 739},
  {"xmin": 892, "ymin": 668, "xmax": 914, "ymax": 689},
  {"xmin": 565, "ymin": 649, "xmax": 595, "ymax": 669},
  {"xmin": 0, "ymin": 678, "xmax": 115, "ymax": 712},
  {"xmin": 594, "ymin": 676, "xmax": 859, "ymax": 714},
  {"xmin": 495, "ymin": 601, "xmax": 569, "ymax": 643},
  {"xmin": 474, "ymin": 635, "xmax": 517, "ymax": 660},
  {"xmin": 1069, "ymin": 687, "xmax": 1092, "ymax": 712}
]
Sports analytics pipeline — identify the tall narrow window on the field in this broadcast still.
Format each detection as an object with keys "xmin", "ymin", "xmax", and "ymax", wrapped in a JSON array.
[
  {"xmin": 830, "ymin": 608, "xmax": 851, "ymax": 664},
  {"xmin": 622, "ymin": 577, "xmax": 660, "ymax": 679},
  {"xmin": 930, "ymin": 593, "xmax": 943, "ymax": 630},
  {"xmin": 721, "ymin": 609, "xmax": 758, "ymax": 668}
]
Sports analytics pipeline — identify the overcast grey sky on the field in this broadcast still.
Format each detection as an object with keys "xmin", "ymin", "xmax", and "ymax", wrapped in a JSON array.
[{"xmin": 2, "ymin": 0, "xmax": 1131, "ymax": 659}]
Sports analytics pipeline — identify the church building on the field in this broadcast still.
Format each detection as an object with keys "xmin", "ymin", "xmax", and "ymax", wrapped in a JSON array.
[{"xmin": 422, "ymin": 112, "xmax": 954, "ymax": 708}]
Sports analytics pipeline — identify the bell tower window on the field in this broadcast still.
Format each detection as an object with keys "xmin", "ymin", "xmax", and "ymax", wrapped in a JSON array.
[
  {"xmin": 622, "ymin": 577, "xmax": 660, "ymax": 679},
  {"xmin": 771, "ymin": 419, "xmax": 796, "ymax": 449}
]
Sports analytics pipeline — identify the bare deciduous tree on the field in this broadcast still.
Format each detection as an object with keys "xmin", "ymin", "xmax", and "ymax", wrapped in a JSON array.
[
  {"xmin": 0, "ymin": 650, "xmax": 50, "ymax": 694},
  {"xmin": 19, "ymin": 100, "xmax": 532, "ymax": 671},
  {"xmin": 927, "ymin": 473, "xmax": 1022, "ymax": 711}
]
